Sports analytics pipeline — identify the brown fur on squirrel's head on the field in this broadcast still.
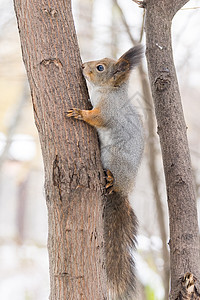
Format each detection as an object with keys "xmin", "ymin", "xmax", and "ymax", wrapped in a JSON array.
[{"xmin": 82, "ymin": 45, "xmax": 144, "ymax": 87}]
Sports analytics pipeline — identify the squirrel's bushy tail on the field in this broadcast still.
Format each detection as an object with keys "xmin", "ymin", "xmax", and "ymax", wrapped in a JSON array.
[{"xmin": 104, "ymin": 191, "xmax": 138, "ymax": 300}]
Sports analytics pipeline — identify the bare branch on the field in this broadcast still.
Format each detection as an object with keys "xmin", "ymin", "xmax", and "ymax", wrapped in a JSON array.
[
  {"xmin": 181, "ymin": 6, "xmax": 200, "ymax": 10},
  {"xmin": 114, "ymin": 0, "xmax": 137, "ymax": 45},
  {"xmin": 166, "ymin": 0, "xmax": 190, "ymax": 17},
  {"xmin": 139, "ymin": 10, "xmax": 145, "ymax": 43},
  {"xmin": 132, "ymin": 0, "xmax": 146, "ymax": 8},
  {"xmin": 173, "ymin": 0, "xmax": 190, "ymax": 14},
  {"xmin": 0, "ymin": 81, "xmax": 29, "ymax": 170}
]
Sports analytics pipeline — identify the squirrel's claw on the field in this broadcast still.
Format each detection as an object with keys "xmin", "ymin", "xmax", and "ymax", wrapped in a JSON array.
[
  {"xmin": 104, "ymin": 169, "xmax": 114, "ymax": 194},
  {"xmin": 105, "ymin": 182, "xmax": 113, "ymax": 189},
  {"xmin": 66, "ymin": 108, "xmax": 83, "ymax": 120}
]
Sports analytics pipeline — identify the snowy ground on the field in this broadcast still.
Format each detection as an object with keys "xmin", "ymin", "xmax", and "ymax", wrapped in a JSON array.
[
  {"xmin": 0, "ymin": 236, "xmax": 164, "ymax": 300},
  {"xmin": 0, "ymin": 242, "xmax": 49, "ymax": 300}
]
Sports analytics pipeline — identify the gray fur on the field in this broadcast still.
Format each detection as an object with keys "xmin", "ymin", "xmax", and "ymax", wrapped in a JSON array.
[{"xmin": 90, "ymin": 83, "xmax": 144, "ymax": 195}]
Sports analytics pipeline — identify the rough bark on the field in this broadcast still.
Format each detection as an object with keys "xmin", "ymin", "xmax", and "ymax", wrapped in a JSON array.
[
  {"xmin": 13, "ymin": 1, "xmax": 107, "ymax": 299},
  {"xmin": 145, "ymin": 0, "xmax": 200, "ymax": 299}
]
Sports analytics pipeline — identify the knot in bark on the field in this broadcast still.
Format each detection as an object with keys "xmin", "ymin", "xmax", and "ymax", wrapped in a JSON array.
[{"xmin": 155, "ymin": 71, "xmax": 171, "ymax": 91}]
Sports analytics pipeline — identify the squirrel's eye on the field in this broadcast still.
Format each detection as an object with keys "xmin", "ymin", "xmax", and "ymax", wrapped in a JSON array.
[{"xmin": 96, "ymin": 65, "xmax": 104, "ymax": 72}]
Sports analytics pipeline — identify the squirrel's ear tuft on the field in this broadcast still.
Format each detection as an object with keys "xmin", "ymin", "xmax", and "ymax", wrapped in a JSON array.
[
  {"xmin": 116, "ymin": 45, "xmax": 144, "ymax": 72},
  {"xmin": 119, "ymin": 45, "xmax": 144, "ymax": 70},
  {"xmin": 112, "ymin": 45, "xmax": 144, "ymax": 86}
]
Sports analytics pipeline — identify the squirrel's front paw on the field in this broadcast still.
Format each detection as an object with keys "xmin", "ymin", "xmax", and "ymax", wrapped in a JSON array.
[{"xmin": 66, "ymin": 108, "xmax": 83, "ymax": 120}]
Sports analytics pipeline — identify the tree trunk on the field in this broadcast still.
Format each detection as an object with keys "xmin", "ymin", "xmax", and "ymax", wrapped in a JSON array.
[
  {"xmin": 145, "ymin": 0, "xmax": 200, "ymax": 298},
  {"xmin": 13, "ymin": 1, "xmax": 107, "ymax": 299}
]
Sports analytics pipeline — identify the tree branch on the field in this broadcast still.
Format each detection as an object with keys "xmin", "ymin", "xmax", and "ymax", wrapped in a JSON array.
[
  {"xmin": 132, "ymin": 0, "xmax": 146, "ymax": 8},
  {"xmin": 168, "ymin": 0, "xmax": 190, "ymax": 17},
  {"xmin": 0, "ymin": 81, "xmax": 29, "ymax": 171},
  {"xmin": 145, "ymin": 1, "xmax": 200, "ymax": 298}
]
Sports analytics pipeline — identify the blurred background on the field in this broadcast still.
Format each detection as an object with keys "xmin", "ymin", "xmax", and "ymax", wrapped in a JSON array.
[{"xmin": 0, "ymin": 0, "xmax": 200, "ymax": 299}]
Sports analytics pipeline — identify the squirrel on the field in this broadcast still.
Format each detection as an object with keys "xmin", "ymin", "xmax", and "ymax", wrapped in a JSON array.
[{"xmin": 67, "ymin": 45, "xmax": 144, "ymax": 300}]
